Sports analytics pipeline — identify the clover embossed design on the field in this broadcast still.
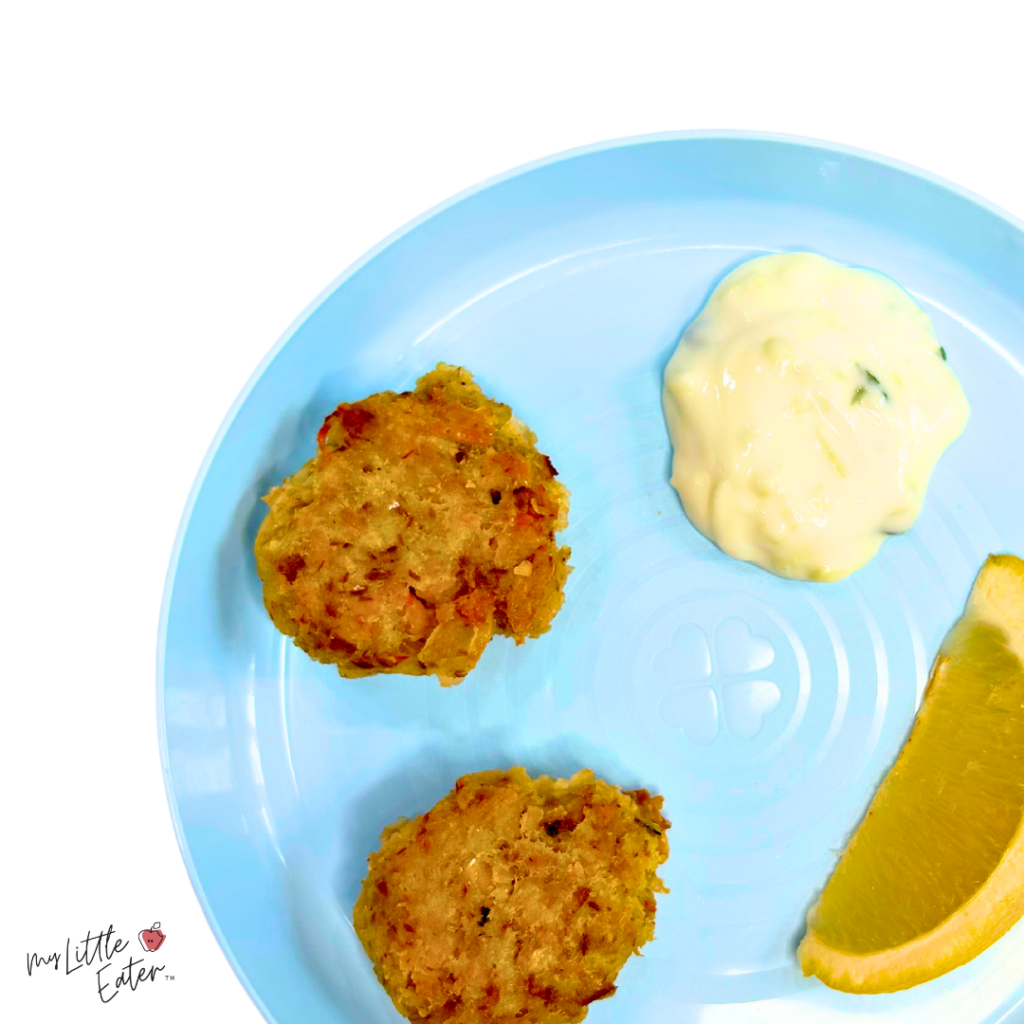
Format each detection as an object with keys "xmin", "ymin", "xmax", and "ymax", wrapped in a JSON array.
[{"xmin": 655, "ymin": 619, "xmax": 782, "ymax": 745}]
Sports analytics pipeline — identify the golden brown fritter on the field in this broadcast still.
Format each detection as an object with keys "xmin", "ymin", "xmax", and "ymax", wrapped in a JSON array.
[
  {"xmin": 353, "ymin": 767, "xmax": 670, "ymax": 1024},
  {"xmin": 254, "ymin": 365, "xmax": 571, "ymax": 685}
]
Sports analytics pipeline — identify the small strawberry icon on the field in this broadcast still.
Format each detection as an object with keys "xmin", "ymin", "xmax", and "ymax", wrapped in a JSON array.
[{"xmin": 138, "ymin": 922, "xmax": 166, "ymax": 952}]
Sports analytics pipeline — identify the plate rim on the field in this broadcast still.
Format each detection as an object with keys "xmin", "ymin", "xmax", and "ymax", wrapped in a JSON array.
[{"xmin": 155, "ymin": 128, "xmax": 1024, "ymax": 1024}]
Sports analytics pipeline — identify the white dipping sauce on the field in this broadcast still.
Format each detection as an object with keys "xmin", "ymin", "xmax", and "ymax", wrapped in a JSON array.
[{"xmin": 663, "ymin": 253, "xmax": 970, "ymax": 581}]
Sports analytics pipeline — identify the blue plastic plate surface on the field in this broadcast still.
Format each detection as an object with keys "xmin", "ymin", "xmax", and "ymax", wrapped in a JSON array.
[{"xmin": 158, "ymin": 132, "xmax": 1024, "ymax": 1023}]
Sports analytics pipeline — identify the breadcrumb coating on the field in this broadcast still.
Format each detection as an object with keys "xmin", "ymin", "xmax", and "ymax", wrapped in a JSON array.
[
  {"xmin": 254, "ymin": 365, "xmax": 571, "ymax": 684},
  {"xmin": 353, "ymin": 767, "xmax": 670, "ymax": 1023}
]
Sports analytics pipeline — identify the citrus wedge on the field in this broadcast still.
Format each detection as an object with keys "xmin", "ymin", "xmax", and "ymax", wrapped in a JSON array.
[{"xmin": 799, "ymin": 554, "xmax": 1024, "ymax": 993}]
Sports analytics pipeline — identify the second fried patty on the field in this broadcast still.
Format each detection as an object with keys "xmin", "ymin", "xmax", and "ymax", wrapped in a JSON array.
[
  {"xmin": 254, "ymin": 364, "xmax": 571, "ymax": 684},
  {"xmin": 353, "ymin": 767, "xmax": 670, "ymax": 1024}
]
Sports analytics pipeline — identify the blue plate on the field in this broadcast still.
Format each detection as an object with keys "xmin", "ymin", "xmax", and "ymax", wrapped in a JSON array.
[{"xmin": 158, "ymin": 132, "xmax": 1024, "ymax": 1023}]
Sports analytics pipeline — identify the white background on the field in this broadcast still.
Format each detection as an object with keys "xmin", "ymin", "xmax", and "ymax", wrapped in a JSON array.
[{"xmin": 4, "ymin": 1, "xmax": 1024, "ymax": 1021}]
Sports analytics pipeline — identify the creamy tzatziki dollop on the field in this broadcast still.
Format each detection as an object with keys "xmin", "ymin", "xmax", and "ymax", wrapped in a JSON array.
[{"xmin": 663, "ymin": 252, "xmax": 970, "ymax": 581}]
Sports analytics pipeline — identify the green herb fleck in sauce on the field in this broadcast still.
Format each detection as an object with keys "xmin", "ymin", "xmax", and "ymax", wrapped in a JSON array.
[{"xmin": 856, "ymin": 366, "xmax": 890, "ymax": 402}]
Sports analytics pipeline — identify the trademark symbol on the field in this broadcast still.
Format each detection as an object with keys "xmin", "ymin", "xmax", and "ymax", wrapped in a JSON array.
[{"xmin": 164, "ymin": 975, "xmax": 175, "ymax": 981}]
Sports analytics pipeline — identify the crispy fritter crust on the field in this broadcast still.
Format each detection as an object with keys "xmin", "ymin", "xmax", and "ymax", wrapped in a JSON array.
[
  {"xmin": 353, "ymin": 767, "xmax": 670, "ymax": 1024},
  {"xmin": 254, "ymin": 365, "xmax": 571, "ymax": 684}
]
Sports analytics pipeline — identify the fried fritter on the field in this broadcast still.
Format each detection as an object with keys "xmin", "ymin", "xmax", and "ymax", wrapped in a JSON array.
[
  {"xmin": 353, "ymin": 767, "xmax": 670, "ymax": 1024},
  {"xmin": 254, "ymin": 365, "xmax": 571, "ymax": 684}
]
